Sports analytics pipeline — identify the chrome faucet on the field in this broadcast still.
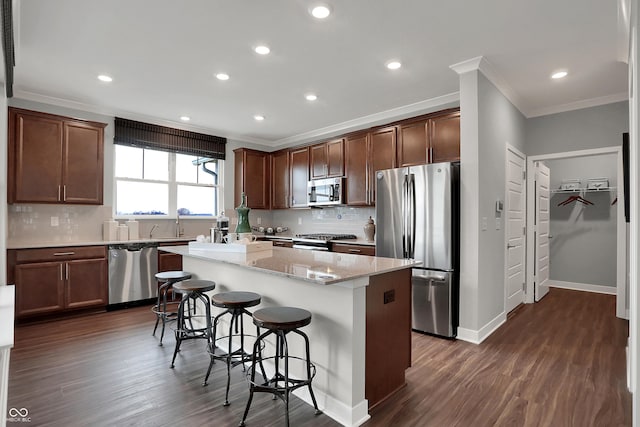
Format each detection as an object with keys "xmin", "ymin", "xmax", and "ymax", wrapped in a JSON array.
[
  {"xmin": 149, "ymin": 224, "xmax": 159, "ymax": 238},
  {"xmin": 176, "ymin": 213, "xmax": 183, "ymax": 237}
]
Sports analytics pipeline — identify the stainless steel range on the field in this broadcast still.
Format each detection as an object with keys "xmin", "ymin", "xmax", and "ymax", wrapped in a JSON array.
[{"xmin": 292, "ymin": 233, "xmax": 357, "ymax": 251}]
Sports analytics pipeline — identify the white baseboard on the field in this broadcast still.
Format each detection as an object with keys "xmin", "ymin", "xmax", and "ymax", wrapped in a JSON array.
[
  {"xmin": 549, "ymin": 280, "xmax": 617, "ymax": 295},
  {"xmin": 457, "ymin": 311, "xmax": 506, "ymax": 345}
]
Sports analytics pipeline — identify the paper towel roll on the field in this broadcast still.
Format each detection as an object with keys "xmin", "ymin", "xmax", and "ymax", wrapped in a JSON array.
[
  {"xmin": 126, "ymin": 220, "xmax": 139, "ymax": 240},
  {"xmin": 103, "ymin": 220, "xmax": 118, "ymax": 241},
  {"xmin": 118, "ymin": 224, "xmax": 129, "ymax": 241}
]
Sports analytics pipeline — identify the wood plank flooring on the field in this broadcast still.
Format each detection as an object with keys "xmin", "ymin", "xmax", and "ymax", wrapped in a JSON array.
[{"xmin": 8, "ymin": 288, "xmax": 630, "ymax": 426}]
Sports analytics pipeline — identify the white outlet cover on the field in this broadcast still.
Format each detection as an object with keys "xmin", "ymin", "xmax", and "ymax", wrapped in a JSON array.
[
  {"xmin": 51, "ymin": 216, "xmax": 59, "ymax": 227},
  {"xmin": 495, "ymin": 217, "xmax": 501, "ymax": 230},
  {"xmin": 481, "ymin": 217, "xmax": 487, "ymax": 231}
]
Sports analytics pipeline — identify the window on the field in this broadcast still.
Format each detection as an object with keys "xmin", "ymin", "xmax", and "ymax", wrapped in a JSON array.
[{"xmin": 115, "ymin": 146, "xmax": 222, "ymax": 217}]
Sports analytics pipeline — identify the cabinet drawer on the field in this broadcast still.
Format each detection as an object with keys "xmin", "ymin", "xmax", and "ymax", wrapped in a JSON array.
[
  {"xmin": 332, "ymin": 243, "xmax": 375, "ymax": 256},
  {"xmin": 271, "ymin": 240, "xmax": 293, "ymax": 248},
  {"xmin": 13, "ymin": 246, "xmax": 107, "ymax": 263}
]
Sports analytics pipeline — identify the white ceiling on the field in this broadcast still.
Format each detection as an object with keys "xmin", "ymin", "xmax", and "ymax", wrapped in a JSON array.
[{"xmin": 12, "ymin": 0, "xmax": 628, "ymax": 147}]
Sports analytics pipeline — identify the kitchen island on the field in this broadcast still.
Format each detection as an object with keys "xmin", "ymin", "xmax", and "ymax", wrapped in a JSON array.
[{"xmin": 160, "ymin": 245, "xmax": 418, "ymax": 427}]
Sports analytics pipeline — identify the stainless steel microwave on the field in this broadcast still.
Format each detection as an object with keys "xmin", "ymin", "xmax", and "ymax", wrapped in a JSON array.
[{"xmin": 307, "ymin": 177, "xmax": 344, "ymax": 206}]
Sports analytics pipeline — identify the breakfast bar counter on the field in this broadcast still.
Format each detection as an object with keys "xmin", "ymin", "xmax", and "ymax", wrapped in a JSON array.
[{"xmin": 160, "ymin": 245, "xmax": 418, "ymax": 427}]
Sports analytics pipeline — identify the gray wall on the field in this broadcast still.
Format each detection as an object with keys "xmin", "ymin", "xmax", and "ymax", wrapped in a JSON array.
[
  {"xmin": 476, "ymin": 73, "xmax": 527, "ymax": 327},
  {"xmin": 546, "ymin": 155, "xmax": 618, "ymax": 286},
  {"xmin": 526, "ymin": 101, "xmax": 628, "ymax": 156},
  {"xmin": 458, "ymin": 70, "xmax": 527, "ymax": 333},
  {"xmin": 0, "ymin": 89, "xmax": 7, "ymax": 283}
]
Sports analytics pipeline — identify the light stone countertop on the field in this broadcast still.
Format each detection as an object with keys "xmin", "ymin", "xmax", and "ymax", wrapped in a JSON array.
[
  {"xmin": 0, "ymin": 286, "xmax": 15, "ymax": 349},
  {"xmin": 7, "ymin": 236, "xmax": 196, "ymax": 249},
  {"xmin": 161, "ymin": 245, "xmax": 418, "ymax": 285}
]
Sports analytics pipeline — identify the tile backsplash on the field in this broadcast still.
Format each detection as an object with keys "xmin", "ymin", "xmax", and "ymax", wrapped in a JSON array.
[{"xmin": 8, "ymin": 204, "xmax": 377, "ymax": 244}]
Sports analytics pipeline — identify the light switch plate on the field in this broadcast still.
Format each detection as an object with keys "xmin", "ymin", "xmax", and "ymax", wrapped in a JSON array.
[
  {"xmin": 481, "ymin": 217, "xmax": 488, "ymax": 231},
  {"xmin": 50, "ymin": 216, "xmax": 59, "ymax": 227},
  {"xmin": 495, "ymin": 218, "xmax": 501, "ymax": 230}
]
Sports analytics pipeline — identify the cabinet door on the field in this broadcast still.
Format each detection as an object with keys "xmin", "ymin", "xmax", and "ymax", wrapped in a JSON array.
[
  {"xmin": 63, "ymin": 122, "xmax": 104, "ymax": 204},
  {"xmin": 398, "ymin": 120, "xmax": 428, "ymax": 167},
  {"xmin": 234, "ymin": 149, "xmax": 270, "ymax": 210},
  {"xmin": 66, "ymin": 258, "xmax": 108, "ymax": 309},
  {"xmin": 158, "ymin": 252, "xmax": 183, "ymax": 272},
  {"xmin": 271, "ymin": 150, "xmax": 290, "ymax": 209},
  {"xmin": 369, "ymin": 126, "xmax": 397, "ymax": 204},
  {"xmin": 344, "ymin": 133, "xmax": 369, "ymax": 206},
  {"xmin": 289, "ymin": 147, "xmax": 309, "ymax": 208},
  {"xmin": 11, "ymin": 111, "xmax": 64, "ymax": 203},
  {"xmin": 15, "ymin": 261, "xmax": 65, "ymax": 317},
  {"xmin": 309, "ymin": 143, "xmax": 327, "ymax": 179},
  {"xmin": 429, "ymin": 113, "xmax": 460, "ymax": 163},
  {"xmin": 326, "ymin": 138, "xmax": 344, "ymax": 177}
]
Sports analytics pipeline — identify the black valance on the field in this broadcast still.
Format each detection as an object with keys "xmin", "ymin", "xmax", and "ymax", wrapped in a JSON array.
[{"xmin": 114, "ymin": 117, "xmax": 226, "ymax": 160}]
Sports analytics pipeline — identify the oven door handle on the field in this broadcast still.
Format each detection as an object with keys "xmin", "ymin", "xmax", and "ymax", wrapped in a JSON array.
[{"xmin": 292, "ymin": 244, "xmax": 330, "ymax": 251}]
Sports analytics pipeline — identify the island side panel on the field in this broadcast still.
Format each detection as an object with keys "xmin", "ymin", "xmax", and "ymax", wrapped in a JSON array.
[
  {"xmin": 181, "ymin": 256, "xmax": 368, "ymax": 426},
  {"xmin": 365, "ymin": 268, "xmax": 412, "ymax": 408}
]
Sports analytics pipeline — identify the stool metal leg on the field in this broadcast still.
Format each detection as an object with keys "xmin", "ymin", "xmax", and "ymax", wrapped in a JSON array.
[
  {"xmin": 170, "ymin": 297, "xmax": 185, "ymax": 368},
  {"xmin": 294, "ymin": 329, "xmax": 321, "ymax": 414}
]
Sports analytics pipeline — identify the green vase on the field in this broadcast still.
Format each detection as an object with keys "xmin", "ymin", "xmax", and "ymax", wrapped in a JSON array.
[{"xmin": 235, "ymin": 192, "xmax": 252, "ymax": 233}]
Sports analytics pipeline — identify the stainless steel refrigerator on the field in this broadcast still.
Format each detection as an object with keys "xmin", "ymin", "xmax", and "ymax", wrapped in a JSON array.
[{"xmin": 375, "ymin": 162, "xmax": 459, "ymax": 338}]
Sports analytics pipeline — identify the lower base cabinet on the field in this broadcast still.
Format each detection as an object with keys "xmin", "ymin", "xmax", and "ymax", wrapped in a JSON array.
[
  {"xmin": 8, "ymin": 246, "xmax": 107, "ymax": 319},
  {"xmin": 331, "ymin": 243, "xmax": 375, "ymax": 256},
  {"xmin": 158, "ymin": 241, "xmax": 189, "ymax": 272}
]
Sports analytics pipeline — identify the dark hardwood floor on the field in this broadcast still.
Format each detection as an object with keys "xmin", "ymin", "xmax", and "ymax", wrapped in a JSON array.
[{"xmin": 8, "ymin": 288, "xmax": 630, "ymax": 426}]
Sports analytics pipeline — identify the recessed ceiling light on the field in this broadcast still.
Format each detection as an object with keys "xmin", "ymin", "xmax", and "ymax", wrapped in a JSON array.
[
  {"xmin": 254, "ymin": 115, "xmax": 265, "ymax": 121},
  {"xmin": 180, "ymin": 116, "xmax": 191, "ymax": 122},
  {"xmin": 97, "ymin": 74, "xmax": 113, "ymax": 82},
  {"xmin": 551, "ymin": 71, "xmax": 568, "ymax": 79},
  {"xmin": 386, "ymin": 61, "xmax": 402, "ymax": 70},
  {"xmin": 216, "ymin": 73, "xmax": 230, "ymax": 81},
  {"xmin": 305, "ymin": 94, "xmax": 318, "ymax": 101},
  {"xmin": 255, "ymin": 45, "xmax": 271, "ymax": 55},
  {"xmin": 310, "ymin": 5, "xmax": 331, "ymax": 19}
]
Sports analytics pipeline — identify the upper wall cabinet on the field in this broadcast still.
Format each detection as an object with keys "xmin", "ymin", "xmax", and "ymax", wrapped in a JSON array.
[
  {"xmin": 344, "ymin": 132, "xmax": 369, "ymax": 206},
  {"xmin": 289, "ymin": 146, "xmax": 309, "ymax": 208},
  {"xmin": 8, "ymin": 107, "xmax": 106, "ymax": 205},
  {"xmin": 310, "ymin": 138, "xmax": 344, "ymax": 179},
  {"xmin": 234, "ymin": 148, "xmax": 271, "ymax": 210},
  {"xmin": 397, "ymin": 109, "xmax": 460, "ymax": 167},
  {"xmin": 270, "ymin": 149, "xmax": 289, "ymax": 209},
  {"xmin": 429, "ymin": 111, "xmax": 460, "ymax": 163}
]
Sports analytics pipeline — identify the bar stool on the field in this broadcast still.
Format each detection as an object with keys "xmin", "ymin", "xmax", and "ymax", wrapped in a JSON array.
[
  {"xmin": 152, "ymin": 271, "xmax": 192, "ymax": 346},
  {"xmin": 170, "ymin": 279, "xmax": 216, "ymax": 368},
  {"xmin": 203, "ymin": 291, "xmax": 262, "ymax": 406},
  {"xmin": 240, "ymin": 307, "xmax": 321, "ymax": 427}
]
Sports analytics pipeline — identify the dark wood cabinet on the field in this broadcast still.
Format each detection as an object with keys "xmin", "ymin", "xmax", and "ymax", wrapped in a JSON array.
[
  {"xmin": 310, "ymin": 138, "xmax": 344, "ymax": 179},
  {"xmin": 271, "ymin": 239, "xmax": 294, "ymax": 248},
  {"xmin": 158, "ymin": 241, "xmax": 189, "ymax": 273},
  {"xmin": 289, "ymin": 147, "xmax": 309, "ymax": 208},
  {"xmin": 429, "ymin": 111, "xmax": 460, "ymax": 163},
  {"xmin": 369, "ymin": 126, "xmax": 398, "ymax": 204},
  {"xmin": 9, "ymin": 246, "xmax": 108, "ymax": 318},
  {"xmin": 344, "ymin": 132, "xmax": 369, "ymax": 206},
  {"xmin": 8, "ymin": 107, "xmax": 106, "ymax": 205},
  {"xmin": 234, "ymin": 148, "xmax": 270, "ymax": 210},
  {"xmin": 398, "ymin": 120, "xmax": 428, "ymax": 167},
  {"xmin": 270, "ymin": 149, "xmax": 289, "ymax": 209},
  {"xmin": 331, "ymin": 242, "xmax": 375, "ymax": 256}
]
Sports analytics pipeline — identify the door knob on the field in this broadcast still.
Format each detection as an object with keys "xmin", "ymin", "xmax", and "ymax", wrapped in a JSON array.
[{"xmin": 507, "ymin": 243, "xmax": 516, "ymax": 249}]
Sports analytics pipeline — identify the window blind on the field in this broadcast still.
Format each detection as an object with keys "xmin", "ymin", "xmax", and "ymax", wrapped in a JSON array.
[{"xmin": 114, "ymin": 117, "xmax": 226, "ymax": 159}]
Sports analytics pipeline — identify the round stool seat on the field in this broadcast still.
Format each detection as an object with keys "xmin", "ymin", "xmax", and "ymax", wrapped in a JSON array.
[
  {"xmin": 155, "ymin": 271, "xmax": 191, "ymax": 281},
  {"xmin": 212, "ymin": 291, "xmax": 261, "ymax": 309},
  {"xmin": 173, "ymin": 279, "xmax": 216, "ymax": 294},
  {"xmin": 252, "ymin": 307, "xmax": 311, "ymax": 331}
]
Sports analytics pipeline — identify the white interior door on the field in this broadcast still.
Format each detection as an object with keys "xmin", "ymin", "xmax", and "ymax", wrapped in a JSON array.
[
  {"xmin": 505, "ymin": 148, "xmax": 526, "ymax": 313},
  {"xmin": 535, "ymin": 162, "xmax": 550, "ymax": 301}
]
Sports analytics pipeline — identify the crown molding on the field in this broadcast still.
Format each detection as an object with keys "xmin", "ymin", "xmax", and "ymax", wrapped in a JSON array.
[
  {"xmin": 272, "ymin": 92, "xmax": 460, "ymax": 148},
  {"xmin": 526, "ymin": 92, "xmax": 629, "ymax": 118},
  {"xmin": 11, "ymin": 88, "xmax": 273, "ymax": 146},
  {"xmin": 449, "ymin": 56, "xmax": 484, "ymax": 75}
]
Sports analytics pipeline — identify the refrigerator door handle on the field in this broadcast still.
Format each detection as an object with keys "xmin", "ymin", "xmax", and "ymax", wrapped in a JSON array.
[
  {"xmin": 402, "ymin": 174, "xmax": 409, "ymax": 258},
  {"xmin": 409, "ymin": 173, "xmax": 417, "ymax": 259}
]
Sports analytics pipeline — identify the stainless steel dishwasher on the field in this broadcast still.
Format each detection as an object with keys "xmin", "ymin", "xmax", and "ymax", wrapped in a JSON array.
[{"xmin": 108, "ymin": 242, "xmax": 158, "ymax": 305}]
